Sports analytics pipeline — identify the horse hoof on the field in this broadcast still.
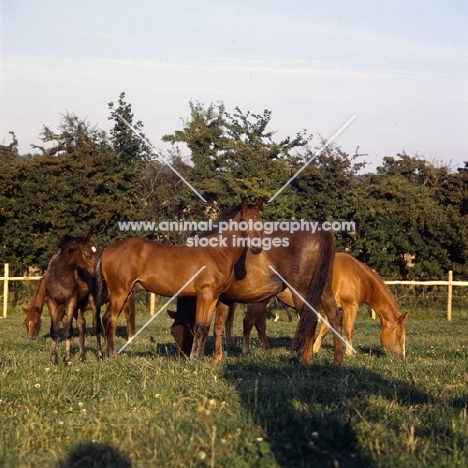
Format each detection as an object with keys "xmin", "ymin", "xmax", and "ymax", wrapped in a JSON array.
[
  {"xmin": 211, "ymin": 356, "xmax": 221, "ymax": 366},
  {"xmin": 50, "ymin": 355, "xmax": 58, "ymax": 366}
]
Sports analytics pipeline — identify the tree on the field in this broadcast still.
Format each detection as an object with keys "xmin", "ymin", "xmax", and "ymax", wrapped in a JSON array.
[
  {"xmin": 108, "ymin": 92, "xmax": 152, "ymax": 165},
  {"xmin": 162, "ymin": 101, "xmax": 311, "ymax": 219},
  {"xmin": 290, "ymin": 141, "xmax": 365, "ymax": 251},
  {"xmin": 349, "ymin": 154, "xmax": 467, "ymax": 278}
]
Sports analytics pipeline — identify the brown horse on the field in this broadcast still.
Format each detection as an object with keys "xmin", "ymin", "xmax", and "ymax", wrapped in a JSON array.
[
  {"xmin": 23, "ymin": 274, "xmax": 47, "ymax": 340},
  {"xmin": 241, "ymin": 253, "xmax": 408, "ymax": 358},
  {"xmin": 23, "ymin": 263, "xmax": 103, "ymax": 362},
  {"xmin": 169, "ymin": 225, "xmax": 344, "ymax": 365},
  {"xmin": 94, "ymin": 198, "xmax": 264, "ymax": 361},
  {"xmin": 25, "ymin": 233, "xmax": 100, "ymax": 364}
]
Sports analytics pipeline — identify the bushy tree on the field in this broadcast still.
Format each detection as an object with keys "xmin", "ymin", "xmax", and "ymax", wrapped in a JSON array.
[
  {"xmin": 350, "ymin": 155, "xmax": 467, "ymax": 278},
  {"xmin": 162, "ymin": 101, "xmax": 311, "ymax": 219},
  {"xmin": 1, "ymin": 96, "xmax": 467, "ymax": 282}
]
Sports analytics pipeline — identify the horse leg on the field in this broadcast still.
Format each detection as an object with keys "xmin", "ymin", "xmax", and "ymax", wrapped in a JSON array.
[
  {"xmin": 48, "ymin": 301, "xmax": 63, "ymax": 365},
  {"xmin": 247, "ymin": 300, "xmax": 271, "ymax": 354},
  {"xmin": 63, "ymin": 297, "xmax": 78, "ymax": 364},
  {"xmin": 320, "ymin": 285, "xmax": 344, "ymax": 364},
  {"xmin": 122, "ymin": 293, "xmax": 136, "ymax": 342},
  {"xmin": 313, "ymin": 309, "xmax": 330, "ymax": 353},
  {"xmin": 92, "ymin": 302, "xmax": 103, "ymax": 361},
  {"xmin": 103, "ymin": 294, "xmax": 126, "ymax": 359},
  {"xmin": 87, "ymin": 292, "xmax": 103, "ymax": 361},
  {"xmin": 75, "ymin": 308, "xmax": 87, "ymax": 361},
  {"xmin": 242, "ymin": 304, "xmax": 256, "ymax": 355},
  {"xmin": 212, "ymin": 302, "xmax": 229, "ymax": 366},
  {"xmin": 343, "ymin": 304, "xmax": 358, "ymax": 356},
  {"xmin": 190, "ymin": 289, "xmax": 218, "ymax": 361}
]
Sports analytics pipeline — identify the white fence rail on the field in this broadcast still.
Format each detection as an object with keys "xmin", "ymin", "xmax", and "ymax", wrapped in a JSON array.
[{"xmin": 1, "ymin": 263, "xmax": 468, "ymax": 320}]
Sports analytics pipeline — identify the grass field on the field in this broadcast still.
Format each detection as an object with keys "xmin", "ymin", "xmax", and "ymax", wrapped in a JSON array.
[{"xmin": 1, "ymin": 297, "xmax": 468, "ymax": 467}]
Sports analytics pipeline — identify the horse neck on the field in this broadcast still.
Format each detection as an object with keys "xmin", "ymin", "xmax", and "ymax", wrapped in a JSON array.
[
  {"xmin": 364, "ymin": 269, "xmax": 401, "ymax": 324},
  {"xmin": 29, "ymin": 276, "xmax": 47, "ymax": 312},
  {"xmin": 49, "ymin": 250, "xmax": 78, "ymax": 285},
  {"xmin": 209, "ymin": 212, "xmax": 247, "ymax": 260}
]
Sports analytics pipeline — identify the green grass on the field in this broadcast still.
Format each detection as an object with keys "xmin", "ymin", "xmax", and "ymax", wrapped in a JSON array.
[{"xmin": 1, "ymin": 300, "xmax": 468, "ymax": 467}]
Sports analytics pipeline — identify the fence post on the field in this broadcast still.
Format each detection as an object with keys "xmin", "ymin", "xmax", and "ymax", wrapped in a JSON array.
[
  {"xmin": 150, "ymin": 293, "xmax": 156, "ymax": 316},
  {"xmin": 3, "ymin": 263, "xmax": 9, "ymax": 319},
  {"xmin": 447, "ymin": 270, "xmax": 453, "ymax": 322}
]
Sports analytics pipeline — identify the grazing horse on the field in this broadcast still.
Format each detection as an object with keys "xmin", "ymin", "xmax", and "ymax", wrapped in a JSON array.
[
  {"xmin": 23, "ymin": 274, "xmax": 47, "ymax": 340},
  {"xmin": 241, "ymin": 253, "xmax": 408, "ymax": 358},
  {"xmin": 169, "ymin": 226, "xmax": 344, "ymax": 365},
  {"xmin": 27, "ymin": 233, "xmax": 99, "ymax": 364},
  {"xmin": 94, "ymin": 198, "xmax": 264, "ymax": 361}
]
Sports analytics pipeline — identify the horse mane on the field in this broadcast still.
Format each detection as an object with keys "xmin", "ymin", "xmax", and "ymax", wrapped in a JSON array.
[
  {"xmin": 57, "ymin": 232, "xmax": 94, "ymax": 252},
  {"xmin": 27, "ymin": 274, "xmax": 48, "ymax": 313},
  {"xmin": 357, "ymin": 258, "xmax": 401, "ymax": 316}
]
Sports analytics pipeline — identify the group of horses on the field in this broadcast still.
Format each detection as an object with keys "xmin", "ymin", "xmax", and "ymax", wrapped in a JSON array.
[{"xmin": 23, "ymin": 197, "xmax": 408, "ymax": 365}]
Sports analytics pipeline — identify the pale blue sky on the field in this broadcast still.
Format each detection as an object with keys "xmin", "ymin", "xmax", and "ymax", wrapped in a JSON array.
[{"xmin": 1, "ymin": 0, "xmax": 467, "ymax": 170}]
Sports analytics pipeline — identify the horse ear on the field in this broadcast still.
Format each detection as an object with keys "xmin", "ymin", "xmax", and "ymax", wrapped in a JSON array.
[
  {"xmin": 400, "ymin": 312, "xmax": 409, "ymax": 323},
  {"xmin": 86, "ymin": 232, "xmax": 93, "ymax": 242},
  {"xmin": 23, "ymin": 307, "xmax": 29, "ymax": 314},
  {"xmin": 167, "ymin": 310, "xmax": 177, "ymax": 319},
  {"xmin": 254, "ymin": 197, "xmax": 263, "ymax": 210},
  {"xmin": 241, "ymin": 198, "xmax": 249, "ymax": 211}
]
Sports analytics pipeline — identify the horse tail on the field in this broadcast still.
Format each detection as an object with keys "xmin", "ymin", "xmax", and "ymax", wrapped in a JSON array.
[
  {"xmin": 292, "ymin": 230, "xmax": 335, "ymax": 352},
  {"xmin": 93, "ymin": 251, "xmax": 109, "ymax": 307},
  {"xmin": 224, "ymin": 302, "xmax": 236, "ymax": 346}
]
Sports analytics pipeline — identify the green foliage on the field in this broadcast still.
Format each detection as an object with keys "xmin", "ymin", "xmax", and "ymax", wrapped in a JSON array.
[
  {"xmin": 162, "ymin": 101, "xmax": 311, "ymax": 219},
  {"xmin": 108, "ymin": 91, "xmax": 152, "ymax": 165},
  {"xmin": 0, "ymin": 96, "xmax": 467, "ymax": 279},
  {"xmin": 349, "ymin": 155, "xmax": 468, "ymax": 278}
]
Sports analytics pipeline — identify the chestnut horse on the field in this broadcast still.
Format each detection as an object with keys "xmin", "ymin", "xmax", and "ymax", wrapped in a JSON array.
[
  {"xmin": 23, "ymin": 274, "xmax": 47, "ymax": 340},
  {"xmin": 23, "ymin": 233, "xmax": 100, "ymax": 364},
  {"xmin": 169, "ymin": 226, "xmax": 344, "ymax": 365},
  {"xmin": 94, "ymin": 198, "xmax": 264, "ymax": 361},
  {"xmin": 240, "ymin": 253, "xmax": 408, "ymax": 358}
]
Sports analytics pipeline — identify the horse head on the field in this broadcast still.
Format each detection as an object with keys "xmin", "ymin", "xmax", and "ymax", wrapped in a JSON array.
[
  {"xmin": 57, "ymin": 232, "xmax": 98, "ymax": 274},
  {"xmin": 380, "ymin": 312, "xmax": 408, "ymax": 358},
  {"xmin": 238, "ymin": 197, "xmax": 264, "ymax": 254},
  {"xmin": 23, "ymin": 306, "xmax": 43, "ymax": 340}
]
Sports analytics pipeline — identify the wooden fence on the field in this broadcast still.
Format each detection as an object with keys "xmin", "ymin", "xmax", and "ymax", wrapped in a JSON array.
[{"xmin": 1, "ymin": 263, "xmax": 468, "ymax": 320}]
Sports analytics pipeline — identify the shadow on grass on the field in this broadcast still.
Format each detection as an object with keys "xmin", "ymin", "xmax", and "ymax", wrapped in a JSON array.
[
  {"xmin": 58, "ymin": 441, "xmax": 131, "ymax": 468},
  {"xmin": 222, "ymin": 357, "xmax": 429, "ymax": 468}
]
